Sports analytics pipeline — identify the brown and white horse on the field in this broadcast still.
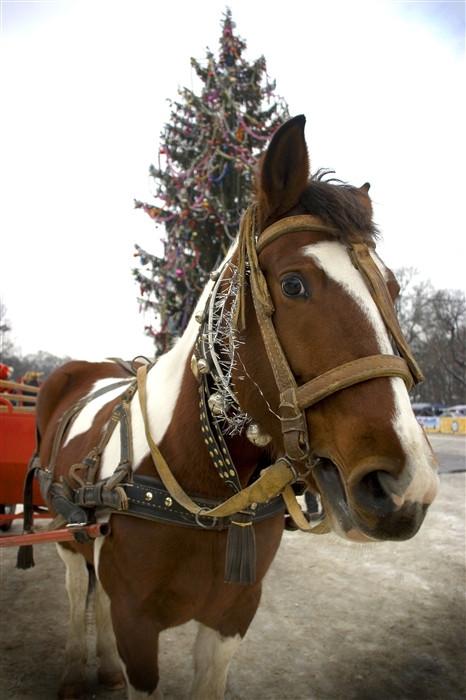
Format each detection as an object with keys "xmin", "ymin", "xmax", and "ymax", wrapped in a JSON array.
[{"xmin": 30, "ymin": 115, "xmax": 438, "ymax": 699}]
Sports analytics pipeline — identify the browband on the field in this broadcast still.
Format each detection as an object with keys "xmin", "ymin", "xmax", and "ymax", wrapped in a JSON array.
[{"xmin": 257, "ymin": 214, "xmax": 337, "ymax": 254}]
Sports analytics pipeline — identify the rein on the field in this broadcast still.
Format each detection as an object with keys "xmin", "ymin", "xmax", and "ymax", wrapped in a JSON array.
[{"xmin": 137, "ymin": 364, "xmax": 304, "ymax": 520}]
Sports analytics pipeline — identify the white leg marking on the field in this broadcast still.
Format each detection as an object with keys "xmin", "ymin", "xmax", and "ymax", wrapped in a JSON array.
[
  {"xmin": 93, "ymin": 534, "xmax": 105, "ymax": 580},
  {"xmin": 126, "ymin": 686, "xmax": 163, "ymax": 699},
  {"xmin": 189, "ymin": 623, "xmax": 241, "ymax": 700},
  {"xmin": 56, "ymin": 544, "xmax": 89, "ymax": 688}
]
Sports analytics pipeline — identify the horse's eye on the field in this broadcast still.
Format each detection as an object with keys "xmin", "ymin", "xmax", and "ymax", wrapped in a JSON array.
[{"xmin": 281, "ymin": 276, "xmax": 306, "ymax": 298}]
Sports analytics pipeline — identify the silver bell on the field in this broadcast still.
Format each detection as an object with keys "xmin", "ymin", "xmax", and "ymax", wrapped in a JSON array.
[
  {"xmin": 190, "ymin": 355, "xmax": 210, "ymax": 379},
  {"xmin": 208, "ymin": 392, "xmax": 225, "ymax": 417},
  {"xmin": 246, "ymin": 422, "xmax": 272, "ymax": 447}
]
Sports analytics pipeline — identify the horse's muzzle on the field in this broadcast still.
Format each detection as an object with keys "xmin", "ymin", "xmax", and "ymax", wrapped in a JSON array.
[{"xmin": 312, "ymin": 456, "xmax": 438, "ymax": 542}]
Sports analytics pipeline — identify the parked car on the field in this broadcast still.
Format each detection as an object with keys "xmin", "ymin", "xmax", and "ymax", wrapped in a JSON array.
[
  {"xmin": 440, "ymin": 405, "xmax": 466, "ymax": 417},
  {"xmin": 411, "ymin": 403, "xmax": 447, "ymax": 416}
]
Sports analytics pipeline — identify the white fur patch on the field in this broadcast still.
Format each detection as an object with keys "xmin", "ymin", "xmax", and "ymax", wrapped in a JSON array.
[
  {"xmin": 64, "ymin": 378, "xmax": 134, "ymax": 446},
  {"xmin": 123, "ymin": 672, "xmax": 163, "ymax": 700},
  {"xmin": 303, "ymin": 241, "xmax": 393, "ymax": 353},
  {"xmin": 302, "ymin": 241, "xmax": 438, "ymax": 503},
  {"xmin": 55, "ymin": 545, "xmax": 90, "ymax": 683},
  {"xmin": 190, "ymin": 623, "xmax": 241, "ymax": 700}
]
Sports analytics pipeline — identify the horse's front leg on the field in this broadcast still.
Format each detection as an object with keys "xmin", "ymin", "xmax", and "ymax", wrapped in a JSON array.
[
  {"xmin": 109, "ymin": 596, "xmax": 163, "ymax": 699},
  {"xmin": 56, "ymin": 545, "xmax": 90, "ymax": 700},
  {"xmin": 190, "ymin": 623, "xmax": 241, "ymax": 700},
  {"xmin": 94, "ymin": 578, "xmax": 126, "ymax": 691},
  {"xmin": 190, "ymin": 586, "xmax": 262, "ymax": 700}
]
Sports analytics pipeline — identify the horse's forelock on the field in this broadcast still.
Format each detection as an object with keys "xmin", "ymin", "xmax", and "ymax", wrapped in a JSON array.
[{"xmin": 299, "ymin": 173, "xmax": 379, "ymax": 244}]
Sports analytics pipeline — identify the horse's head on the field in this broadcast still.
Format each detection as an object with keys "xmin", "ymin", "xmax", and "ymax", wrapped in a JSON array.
[{"xmin": 232, "ymin": 115, "xmax": 438, "ymax": 542}]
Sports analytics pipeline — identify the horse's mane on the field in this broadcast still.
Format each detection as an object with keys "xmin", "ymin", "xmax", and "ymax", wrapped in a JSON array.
[{"xmin": 300, "ymin": 169, "xmax": 379, "ymax": 243}]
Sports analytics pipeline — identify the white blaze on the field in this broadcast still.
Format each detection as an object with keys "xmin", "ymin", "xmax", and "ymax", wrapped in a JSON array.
[{"xmin": 303, "ymin": 241, "xmax": 437, "ymax": 501}]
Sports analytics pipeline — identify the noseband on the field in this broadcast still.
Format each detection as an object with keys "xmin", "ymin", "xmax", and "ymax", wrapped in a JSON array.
[{"xmin": 232, "ymin": 206, "xmax": 424, "ymax": 463}]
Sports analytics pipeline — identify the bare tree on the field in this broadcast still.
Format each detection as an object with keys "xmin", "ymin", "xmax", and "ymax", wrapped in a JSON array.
[
  {"xmin": 0, "ymin": 300, "xmax": 72, "ymax": 380},
  {"xmin": 396, "ymin": 269, "xmax": 466, "ymax": 405},
  {"xmin": 0, "ymin": 299, "xmax": 14, "ymax": 360}
]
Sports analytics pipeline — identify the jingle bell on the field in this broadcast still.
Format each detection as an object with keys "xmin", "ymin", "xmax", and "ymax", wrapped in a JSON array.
[
  {"xmin": 246, "ymin": 422, "xmax": 272, "ymax": 447},
  {"xmin": 208, "ymin": 392, "xmax": 225, "ymax": 417},
  {"xmin": 190, "ymin": 355, "xmax": 210, "ymax": 379}
]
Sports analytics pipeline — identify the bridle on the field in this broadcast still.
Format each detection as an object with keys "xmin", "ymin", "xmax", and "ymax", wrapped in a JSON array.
[{"xmin": 231, "ymin": 205, "xmax": 424, "ymax": 463}]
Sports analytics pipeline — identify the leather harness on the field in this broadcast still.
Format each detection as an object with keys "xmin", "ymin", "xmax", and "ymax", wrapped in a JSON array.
[{"xmin": 21, "ymin": 205, "xmax": 423, "ymax": 581}]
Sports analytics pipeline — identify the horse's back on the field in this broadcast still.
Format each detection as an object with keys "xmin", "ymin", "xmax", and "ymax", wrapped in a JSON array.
[{"xmin": 36, "ymin": 360, "xmax": 131, "ymax": 448}]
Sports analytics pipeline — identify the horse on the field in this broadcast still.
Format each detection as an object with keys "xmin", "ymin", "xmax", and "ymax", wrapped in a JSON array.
[{"xmin": 21, "ymin": 115, "xmax": 439, "ymax": 700}]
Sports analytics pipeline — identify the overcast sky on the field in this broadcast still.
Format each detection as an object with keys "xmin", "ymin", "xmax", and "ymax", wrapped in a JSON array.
[{"xmin": 1, "ymin": 0, "xmax": 464, "ymax": 362}]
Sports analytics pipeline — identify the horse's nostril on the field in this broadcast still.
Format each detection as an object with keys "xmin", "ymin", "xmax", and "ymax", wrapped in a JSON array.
[{"xmin": 357, "ymin": 470, "xmax": 396, "ymax": 514}]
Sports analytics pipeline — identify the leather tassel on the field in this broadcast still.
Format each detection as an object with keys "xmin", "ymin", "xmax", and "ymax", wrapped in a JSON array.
[
  {"xmin": 17, "ymin": 455, "xmax": 38, "ymax": 570},
  {"xmin": 224, "ymin": 511, "xmax": 256, "ymax": 585},
  {"xmin": 16, "ymin": 542, "xmax": 34, "ymax": 570}
]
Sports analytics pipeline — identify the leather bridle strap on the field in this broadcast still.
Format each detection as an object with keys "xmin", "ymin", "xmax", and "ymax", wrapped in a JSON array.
[
  {"xmin": 283, "ymin": 354, "xmax": 413, "ymax": 414},
  {"xmin": 256, "ymin": 216, "xmax": 424, "ymax": 388},
  {"xmin": 239, "ymin": 207, "xmax": 310, "ymax": 460},
  {"xmin": 347, "ymin": 241, "xmax": 424, "ymax": 384},
  {"xmin": 256, "ymin": 214, "xmax": 337, "ymax": 254}
]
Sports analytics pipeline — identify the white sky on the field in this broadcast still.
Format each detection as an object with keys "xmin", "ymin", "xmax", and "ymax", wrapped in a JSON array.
[{"xmin": 1, "ymin": 0, "xmax": 464, "ymax": 362}]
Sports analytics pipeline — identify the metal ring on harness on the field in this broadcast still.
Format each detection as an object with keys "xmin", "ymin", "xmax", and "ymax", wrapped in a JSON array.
[
  {"xmin": 281, "ymin": 459, "xmax": 302, "ymax": 485},
  {"xmin": 293, "ymin": 460, "xmax": 318, "ymax": 483},
  {"xmin": 195, "ymin": 507, "xmax": 219, "ymax": 529}
]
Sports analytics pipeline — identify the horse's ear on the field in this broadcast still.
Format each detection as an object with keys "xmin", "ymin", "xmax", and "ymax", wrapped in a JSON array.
[
  {"xmin": 357, "ymin": 182, "xmax": 373, "ymax": 215},
  {"xmin": 258, "ymin": 115, "xmax": 310, "ymax": 227}
]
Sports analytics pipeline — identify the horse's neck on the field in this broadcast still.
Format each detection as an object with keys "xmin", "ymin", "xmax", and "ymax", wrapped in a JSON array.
[
  {"xmin": 143, "ymin": 260, "xmax": 263, "ymax": 497},
  {"xmin": 144, "ymin": 256, "xmax": 222, "ymax": 434},
  {"xmin": 144, "ymin": 319, "xmax": 200, "ymax": 447}
]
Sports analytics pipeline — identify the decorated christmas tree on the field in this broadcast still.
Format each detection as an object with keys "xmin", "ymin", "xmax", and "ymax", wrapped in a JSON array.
[{"xmin": 133, "ymin": 9, "xmax": 289, "ymax": 355}]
